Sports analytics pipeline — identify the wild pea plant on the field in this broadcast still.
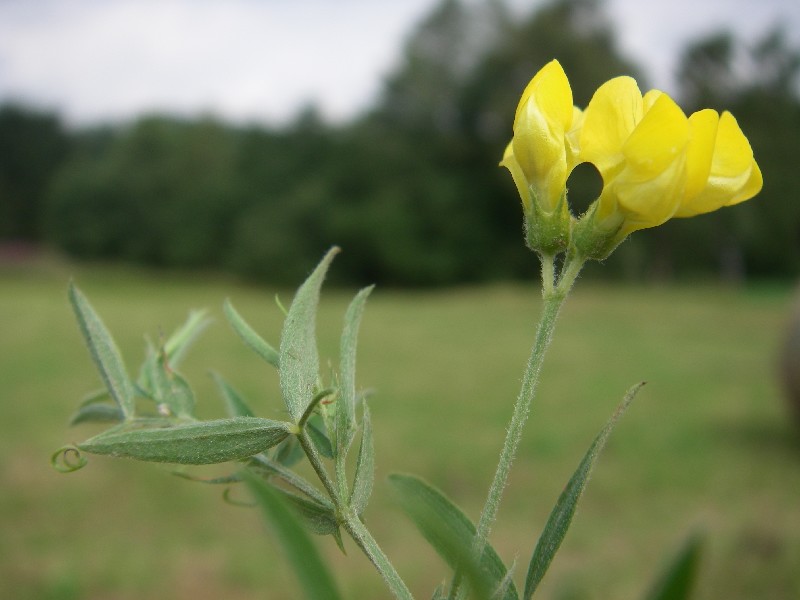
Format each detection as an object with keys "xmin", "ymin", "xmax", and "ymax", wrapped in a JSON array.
[{"xmin": 54, "ymin": 60, "xmax": 761, "ymax": 599}]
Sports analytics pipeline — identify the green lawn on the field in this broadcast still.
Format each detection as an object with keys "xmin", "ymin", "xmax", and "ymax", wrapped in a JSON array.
[{"xmin": 2, "ymin": 261, "xmax": 799, "ymax": 599}]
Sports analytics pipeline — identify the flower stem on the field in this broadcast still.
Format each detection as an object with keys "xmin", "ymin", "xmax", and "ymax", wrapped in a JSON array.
[{"xmin": 452, "ymin": 255, "xmax": 583, "ymax": 599}]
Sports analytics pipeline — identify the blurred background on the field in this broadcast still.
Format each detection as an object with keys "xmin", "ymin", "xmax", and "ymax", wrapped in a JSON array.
[{"xmin": 2, "ymin": 0, "xmax": 800, "ymax": 598}]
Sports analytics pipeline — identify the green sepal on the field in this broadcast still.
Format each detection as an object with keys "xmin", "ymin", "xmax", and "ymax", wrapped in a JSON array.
[
  {"xmin": 644, "ymin": 532, "xmax": 704, "ymax": 600},
  {"xmin": 350, "ymin": 404, "xmax": 374, "ymax": 517},
  {"xmin": 524, "ymin": 382, "xmax": 644, "ymax": 599},
  {"xmin": 78, "ymin": 416, "xmax": 291, "ymax": 465},
  {"xmin": 335, "ymin": 285, "xmax": 373, "ymax": 456},
  {"xmin": 68, "ymin": 282, "xmax": 136, "ymax": 420},
  {"xmin": 224, "ymin": 299, "xmax": 280, "ymax": 368},
  {"xmin": 389, "ymin": 473, "xmax": 519, "ymax": 600},
  {"xmin": 69, "ymin": 403, "xmax": 124, "ymax": 426},
  {"xmin": 243, "ymin": 471, "xmax": 343, "ymax": 600},
  {"xmin": 524, "ymin": 188, "xmax": 571, "ymax": 256},
  {"xmin": 211, "ymin": 372, "xmax": 255, "ymax": 418},
  {"xmin": 279, "ymin": 247, "xmax": 339, "ymax": 423}
]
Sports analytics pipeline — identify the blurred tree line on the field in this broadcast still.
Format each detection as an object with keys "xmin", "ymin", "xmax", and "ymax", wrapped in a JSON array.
[{"xmin": 1, "ymin": 0, "xmax": 798, "ymax": 285}]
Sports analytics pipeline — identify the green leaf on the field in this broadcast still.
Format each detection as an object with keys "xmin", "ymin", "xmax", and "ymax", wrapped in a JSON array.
[
  {"xmin": 335, "ymin": 285, "xmax": 373, "ymax": 456},
  {"xmin": 307, "ymin": 419, "xmax": 334, "ymax": 459},
  {"xmin": 164, "ymin": 309, "xmax": 211, "ymax": 367},
  {"xmin": 224, "ymin": 299, "xmax": 280, "ymax": 368},
  {"xmin": 273, "ymin": 435, "xmax": 304, "ymax": 467},
  {"xmin": 243, "ymin": 471, "xmax": 343, "ymax": 600},
  {"xmin": 644, "ymin": 532, "xmax": 703, "ymax": 600},
  {"xmin": 78, "ymin": 416, "xmax": 290, "ymax": 464},
  {"xmin": 269, "ymin": 485, "xmax": 340, "ymax": 536},
  {"xmin": 157, "ymin": 363, "xmax": 196, "ymax": 418},
  {"xmin": 389, "ymin": 473, "xmax": 519, "ymax": 600},
  {"xmin": 68, "ymin": 282, "xmax": 135, "ymax": 420},
  {"xmin": 211, "ymin": 372, "xmax": 255, "ymax": 417},
  {"xmin": 350, "ymin": 404, "xmax": 374, "ymax": 517},
  {"xmin": 69, "ymin": 403, "xmax": 124, "ymax": 426},
  {"xmin": 279, "ymin": 247, "xmax": 339, "ymax": 423},
  {"xmin": 523, "ymin": 382, "xmax": 644, "ymax": 599}
]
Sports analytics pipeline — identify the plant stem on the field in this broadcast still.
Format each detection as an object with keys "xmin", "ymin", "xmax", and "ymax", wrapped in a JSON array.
[
  {"xmin": 452, "ymin": 255, "xmax": 583, "ymax": 599},
  {"xmin": 343, "ymin": 511, "xmax": 415, "ymax": 600},
  {"xmin": 298, "ymin": 430, "xmax": 414, "ymax": 600}
]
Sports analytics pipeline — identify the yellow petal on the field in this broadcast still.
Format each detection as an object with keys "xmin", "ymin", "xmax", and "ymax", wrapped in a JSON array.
[
  {"xmin": 676, "ymin": 111, "xmax": 762, "ymax": 216},
  {"xmin": 622, "ymin": 93, "xmax": 688, "ymax": 179},
  {"xmin": 681, "ymin": 109, "xmax": 719, "ymax": 205},
  {"xmin": 499, "ymin": 142, "xmax": 531, "ymax": 212},
  {"xmin": 580, "ymin": 76, "xmax": 643, "ymax": 178},
  {"xmin": 514, "ymin": 59, "xmax": 573, "ymax": 129}
]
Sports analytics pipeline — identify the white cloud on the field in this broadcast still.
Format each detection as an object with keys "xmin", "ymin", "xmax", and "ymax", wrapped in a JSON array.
[{"xmin": 1, "ymin": 0, "xmax": 798, "ymax": 125}]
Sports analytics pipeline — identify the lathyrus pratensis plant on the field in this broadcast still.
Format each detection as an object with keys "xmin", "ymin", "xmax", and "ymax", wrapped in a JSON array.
[{"xmin": 54, "ymin": 59, "xmax": 762, "ymax": 599}]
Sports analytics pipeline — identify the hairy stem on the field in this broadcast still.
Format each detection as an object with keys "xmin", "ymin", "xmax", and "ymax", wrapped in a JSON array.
[{"xmin": 452, "ymin": 255, "xmax": 583, "ymax": 599}]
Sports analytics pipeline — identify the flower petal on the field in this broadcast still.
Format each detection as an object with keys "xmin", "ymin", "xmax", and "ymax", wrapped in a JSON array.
[{"xmin": 580, "ymin": 76, "xmax": 643, "ymax": 178}]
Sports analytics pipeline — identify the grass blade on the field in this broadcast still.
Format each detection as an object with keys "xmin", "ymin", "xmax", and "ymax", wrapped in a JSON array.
[{"xmin": 524, "ymin": 382, "xmax": 644, "ymax": 598}]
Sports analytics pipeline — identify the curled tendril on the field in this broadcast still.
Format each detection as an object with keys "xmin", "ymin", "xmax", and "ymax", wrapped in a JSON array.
[
  {"xmin": 222, "ymin": 485, "xmax": 256, "ymax": 508},
  {"xmin": 51, "ymin": 445, "xmax": 88, "ymax": 473}
]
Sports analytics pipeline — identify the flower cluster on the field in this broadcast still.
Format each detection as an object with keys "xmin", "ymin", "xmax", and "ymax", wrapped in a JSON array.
[{"xmin": 501, "ymin": 60, "xmax": 763, "ymax": 259}]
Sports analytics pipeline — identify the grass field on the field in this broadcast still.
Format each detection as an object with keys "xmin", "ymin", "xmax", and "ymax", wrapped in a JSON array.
[{"xmin": 2, "ymin": 260, "xmax": 799, "ymax": 599}]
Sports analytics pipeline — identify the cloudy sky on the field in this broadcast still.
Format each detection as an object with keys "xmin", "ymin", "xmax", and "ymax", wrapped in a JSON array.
[{"xmin": 0, "ymin": 0, "xmax": 797, "ymax": 126}]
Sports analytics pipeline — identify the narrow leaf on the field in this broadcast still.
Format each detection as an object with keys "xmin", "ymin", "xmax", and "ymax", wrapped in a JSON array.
[
  {"xmin": 350, "ymin": 404, "xmax": 374, "ymax": 517},
  {"xmin": 269, "ymin": 485, "xmax": 340, "ymax": 536},
  {"xmin": 389, "ymin": 473, "xmax": 519, "ymax": 600},
  {"xmin": 644, "ymin": 532, "xmax": 703, "ymax": 600},
  {"xmin": 69, "ymin": 403, "xmax": 124, "ymax": 426},
  {"xmin": 68, "ymin": 282, "xmax": 135, "ymax": 419},
  {"xmin": 307, "ymin": 420, "xmax": 334, "ymax": 459},
  {"xmin": 78, "ymin": 416, "xmax": 290, "ymax": 464},
  {"xmin": 335, "ymin": 285, "xmax": 374, "ymax": 455},
  {"xmin": 279, "ymin": 247, "xmax": 339, "ymax": 422},
  {"xmin": 211, "ymin": 372, "xmax": 255, "ymax": 417},
  {"xmin": 273, "ymin": 435, "xmax": 304, "ymax": 467},
  {"xmin": 248, "ymin": 454, "xmax": 331, "ymax": 507},
  {"xmin": 524, "ymin": 383, "xmax": 644, "ymax": 599},
  {"xmin": 224, "ymin": 299, "xmax": 280, "ymax": 368},
  {"xmin": 243, "ymin": 472, "xmax": 343, "ymax": 600},
  {"xmin": 164, "ymin": 309, "xmax": 211, "ymax": 367}
]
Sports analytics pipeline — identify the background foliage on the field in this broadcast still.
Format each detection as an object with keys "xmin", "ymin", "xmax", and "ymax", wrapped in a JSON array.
[{"xmin": 2, "ymin": 0, "xmax": 798, "ymax": 286}]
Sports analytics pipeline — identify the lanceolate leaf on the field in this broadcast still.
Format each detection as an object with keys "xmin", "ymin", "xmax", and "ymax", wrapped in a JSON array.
[
  {"xmin": 69, "ymin": 403, "xmax": 124, "ymax": 426},
  {"xmin": 164, "ymin": 309, "xmax": 211, "ymax": 367},
  {"xmin": 271, "ymin": 486, "xmax": 340, "ymax": 536},
  {"xmin": 211, "ymin": 372, "xmax": 255, "ymax": 418},
  {"xmin": 350, "ymin": 404, "xmax": 374, "ymax": 517},
  {"xmin": 68, "ymin": 283, "xmax": 135, "ymax": 420},
  {"xmin": 523, "ymin": 383, "xmax": 644, "ymax": 599},
  {"xmin": 224, "ymin": 299, "xmax": 280, "ymax": 368},
  {"xmin": 279, "ymin": 247, "xmax": 339, "ymax": 423},
  {"xmin": 244, "ymin": 472, "xmax": 343, "ymax": 600},
  {"xmin": 389, "ymin": 473, "xmax": 519, "ymax": 600},
  {"xmin": 335, "ymin": 285, "xmax": 374, "ymax": 455},
  {"xmin": 644, "ymin": 532, "xmax": 703, "ymax": 600},
  {"xmin": 78, "ymin": 417, "xmax": 290, "ymax": 464}
]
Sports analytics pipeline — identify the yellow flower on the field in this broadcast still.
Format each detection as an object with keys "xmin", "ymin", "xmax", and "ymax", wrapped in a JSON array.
[
  {"xmin": 573, "ymin": 76, "xmax": 762, "ymax": 258},
  {"xmin": 500, "ymin": 59, "xmax": 581, "ymax": 253},
  {"xmin": 501, "ymin": 59, "xmax": 580, "ymax": 213}
]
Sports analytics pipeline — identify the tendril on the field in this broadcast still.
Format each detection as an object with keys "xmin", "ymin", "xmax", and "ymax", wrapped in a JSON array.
[
  {"xmin": 222, "ymin": 486, "xmax": 256, "ymax": 508},
  {"xmin": 51, "ymin": 445, "xmax": 88, "ymax": 473}
]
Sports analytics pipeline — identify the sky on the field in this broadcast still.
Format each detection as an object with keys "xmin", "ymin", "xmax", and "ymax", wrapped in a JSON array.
[{"xmin": 0, "ymin": 0, "xmax": 798, "ymax": 127}]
